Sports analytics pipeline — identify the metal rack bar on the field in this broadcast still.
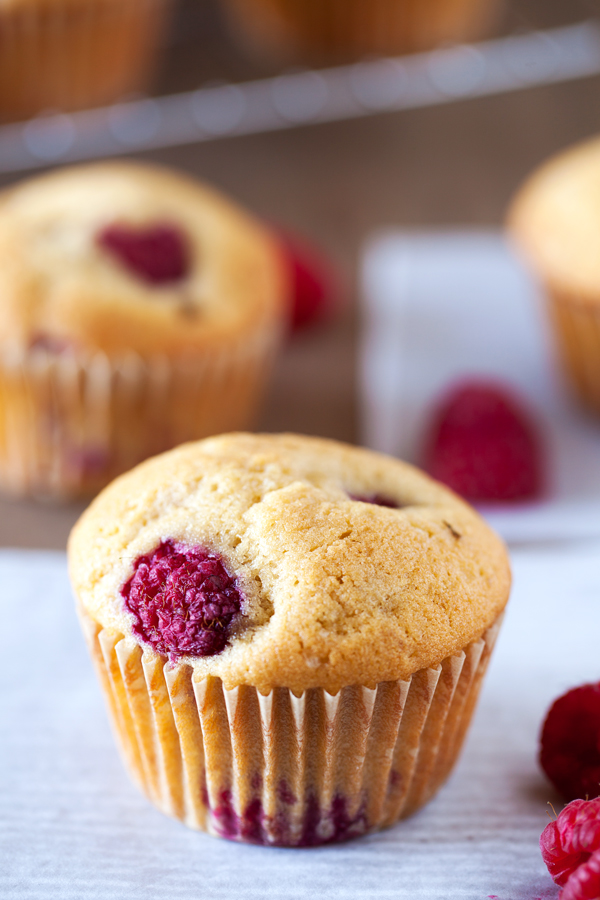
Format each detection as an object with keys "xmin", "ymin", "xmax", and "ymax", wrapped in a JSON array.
[{"xmin": 1, "ymin": 20, "xmax": 599, "ymax": 175}]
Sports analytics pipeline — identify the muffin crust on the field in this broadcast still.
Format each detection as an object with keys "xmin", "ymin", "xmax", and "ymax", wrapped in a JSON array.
[{"xmin": 69, "ymin": 433, "xmax": 510, "ymax": 694}]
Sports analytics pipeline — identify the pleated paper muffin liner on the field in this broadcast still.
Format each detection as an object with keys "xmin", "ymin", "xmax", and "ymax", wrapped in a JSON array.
[
  {"xmin": 78, "ymin": 604, "xmax": 503, "ymax": 846},
  {"xmin": 0, "ymin": 324, "xmax": 280, "ymax": 499},
  {"xmin": 220, "ymin": 0, "xmax": 501, "ymax": 65},
  {"xmin": 0, "ymin": 0, "xmax": 172, "ymax": 122},
  {"xmin": 546, "ymin": 289, "xmax": 600, "ymax": 416}
]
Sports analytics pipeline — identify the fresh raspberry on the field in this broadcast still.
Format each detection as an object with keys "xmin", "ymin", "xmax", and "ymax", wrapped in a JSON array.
[
  {"xmin": 276, "ymin": 231, "xmax": 338, "ymax": 332},
  {"xmin": 97, "ymin": 222, "xmax": 190, "ymax": 285},
  {"xmin": 121, "ymin": 540, "xmax": 242, "ymax": 659},
  {"xmin": 561, "ymin": 851, "xmax": 600, "ymax": 900},
  {"xmin": 423, "ymin": 380, "xmax": 542, "ymax": 502},
  {"xmin": 350, "ymin": 493, "xmax": 399, "ymax": 509},
  {"xmin": 540, "ymin": 683, "xmax": 600, "ymax": 802},
  {"xmin": 541, "ymin": 798, "xmax": 600, "ymax": 898}
]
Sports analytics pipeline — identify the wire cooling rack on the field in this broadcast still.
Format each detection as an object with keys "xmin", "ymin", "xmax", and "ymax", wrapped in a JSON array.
[{"xmin": 1, "ymin": 20, "xmax": 599, "ymax": 175}]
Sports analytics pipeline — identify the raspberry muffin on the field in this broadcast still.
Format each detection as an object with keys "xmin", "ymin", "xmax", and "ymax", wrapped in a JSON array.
[
  {"xmin": 509, "ymin": 136, "xmax": 600, "ymax": 416},
  {"xmin": 0, "ymin": 0, "xmax": 173, "ymax": 122},
  {"xmin": 0, "ymin": 163, "xmax": 286, "ymax": 498},
  {"xmin": 69, "ymin": 433, "xmax": 511, "ymax": 846},
  {"xmin": 220, "ymin": 0, "xmax": 501, "ymax": 65}
]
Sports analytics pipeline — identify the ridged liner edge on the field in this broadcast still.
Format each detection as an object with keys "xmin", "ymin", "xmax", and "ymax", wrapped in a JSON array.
[
  {"xmin": 0, "ymin": 325, "xmax": 280, "ymax": 499},
  {"xmin": 79, "ymin": 606, "xmax": 502, "ymax": 846}
]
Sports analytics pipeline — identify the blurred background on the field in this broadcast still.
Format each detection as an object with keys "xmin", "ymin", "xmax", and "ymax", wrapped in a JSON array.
[{"xmin": 1, "ymin": 0, "xmax": 599, "ymax": 548}]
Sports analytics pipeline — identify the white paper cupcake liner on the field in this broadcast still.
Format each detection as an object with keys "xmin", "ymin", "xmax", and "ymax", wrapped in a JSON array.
[
  {"xmin": 0, "ymin": 324, "xmax": 280, "ymax": 499},
  {"xmin": 0, "ymin": 0, "xmax": 172, "ymax": 122},
  {"xmin": 547, "ymin": 289, "xmax": 600, "ymax": 416},
  {"xmin": 78, "ymin": 604, "xmax": 502, "ymax": 846},
  {"xmin": 220, "ymin": 0, "xmax": 501, "ymax": 64}
]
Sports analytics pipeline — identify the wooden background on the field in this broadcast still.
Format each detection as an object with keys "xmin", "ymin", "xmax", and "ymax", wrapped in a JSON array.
[{"xmin": 1, "ymin": 0, "xmax": 598, "ymax": 549}]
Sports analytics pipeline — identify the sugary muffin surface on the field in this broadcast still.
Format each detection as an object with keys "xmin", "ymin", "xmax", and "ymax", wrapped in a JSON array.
[
  {"xmin": 69, "ymin": 433, "xmax": 511, "ymax": 694},
  {"xmin": 509, "ymin": 135, "xmax": 600, "ymax": 300},
  {"xmin": 0, "ymin": 162, "xmax": 285, "ymax": 356}
]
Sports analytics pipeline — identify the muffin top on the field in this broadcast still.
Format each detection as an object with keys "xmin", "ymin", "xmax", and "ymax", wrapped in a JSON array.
[
  {"xmin": 0, "ymin": 162, "xmax": 286, "ymax": 357},
  {"xmin": 69, "ymin": 433, "xmax": 510, "ymax": 694},
  {"xmin": 509, "ymin": 135, "xmax": 600, "ymax": 302}
]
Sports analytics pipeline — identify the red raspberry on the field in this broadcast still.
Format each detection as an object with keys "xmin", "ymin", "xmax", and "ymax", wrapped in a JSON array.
[
  {"xmin": 540, "ymin": 683, "xmax": 600, "ymax": 802},
  {"xmin": 276, "ymin": 231, "xmax": 338, "ymax": 332},
  {"xmin": 561, "ymin": 851, "xmax": 600, "ymax": 900},
  {"xmin": 97, "ymin": 222, "xmax": 190, "ymax": 285},
  {"xmin": 541, "ymin": 798, "xmax": 600, "ymax": 898},
  {"xmin": 423, "ymin": 380, "xmax": 543, "ymax": 502},
  {"xmin": 121, "ymin": 540, "xmax": 242, "ymax": 659}
]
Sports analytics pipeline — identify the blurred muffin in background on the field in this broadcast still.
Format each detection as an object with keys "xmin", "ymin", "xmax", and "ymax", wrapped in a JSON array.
[
  {"xmin": 219, "ymin": 0, "xmax": 501, "ymax": 66},
  {"xmin": 0, "ymin": 162, "xmax": 287, "ymax": 499},
  {"xmin": 509, "ymin": 136, "xmax": 600, "ymax": 417},
  {"xmin": 0, "ymin": 0, "xmax": 174, "ymax": 122}
]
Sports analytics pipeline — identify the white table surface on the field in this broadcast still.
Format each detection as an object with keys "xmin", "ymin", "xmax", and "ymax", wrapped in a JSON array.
[{"xmin": 3, "ymin": 544, "xmax": 599, "ymax": 899}]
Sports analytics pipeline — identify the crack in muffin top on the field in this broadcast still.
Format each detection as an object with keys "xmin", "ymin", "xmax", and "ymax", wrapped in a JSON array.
[{"xmin": 68, "ymin": 433, "xmax": 511, "ymax": 694}]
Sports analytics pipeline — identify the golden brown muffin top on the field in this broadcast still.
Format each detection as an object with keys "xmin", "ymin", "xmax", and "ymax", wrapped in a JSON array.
[
  {"xmin": 509, "ymin": 135, "xmax": 600, "ymax": 302},
  {"xmin": 0, "ymin": 162, "xmax": 286, "ymax": 356},
  {"xmin": 69, "ymin": 433, "xmax": 511, "ymax": 694}
]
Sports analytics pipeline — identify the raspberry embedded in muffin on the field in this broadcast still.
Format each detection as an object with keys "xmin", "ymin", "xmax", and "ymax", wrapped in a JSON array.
[
  {"xmin": 121, "ymin": 540, "xmax": 243, "ymax": 658},
  {"xmin": 97, "ymin": 222, "xmax": 190, "ymax": 285},
  {"xmin": 350, "ymin": 493, "xmax": 399, "ymax": 509}
]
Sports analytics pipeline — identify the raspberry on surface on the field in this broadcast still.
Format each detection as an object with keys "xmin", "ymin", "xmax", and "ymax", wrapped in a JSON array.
[
  {"xmin": 276, "ymin": 230, "xmax": 339, "ymax": 332},
  {"xmin": 541, "ymin": 799, "xmax": 600, "ymax": 899},
  {"xmin": 97, "ymin": 222, "xmax": 190, "ymax": 285},
  {"xmin": 561, "ymin": 850, "xmax": 600, "ymax": 900},
  {"xmin": 121, "ymin": 540, "xmax": 243, "ymax": 659},
  {"xmin": 540, "ymin": 683, "xmax": 600, "ymax": 802},
  {"xmin": 423, "ymin": 380, "xmax": 543, "ymax": 503}
]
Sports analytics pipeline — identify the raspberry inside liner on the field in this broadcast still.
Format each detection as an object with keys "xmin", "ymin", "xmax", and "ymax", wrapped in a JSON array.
[{"xmin": 122, "ymin": 540, "xmax": 242, "ymax": 659}]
